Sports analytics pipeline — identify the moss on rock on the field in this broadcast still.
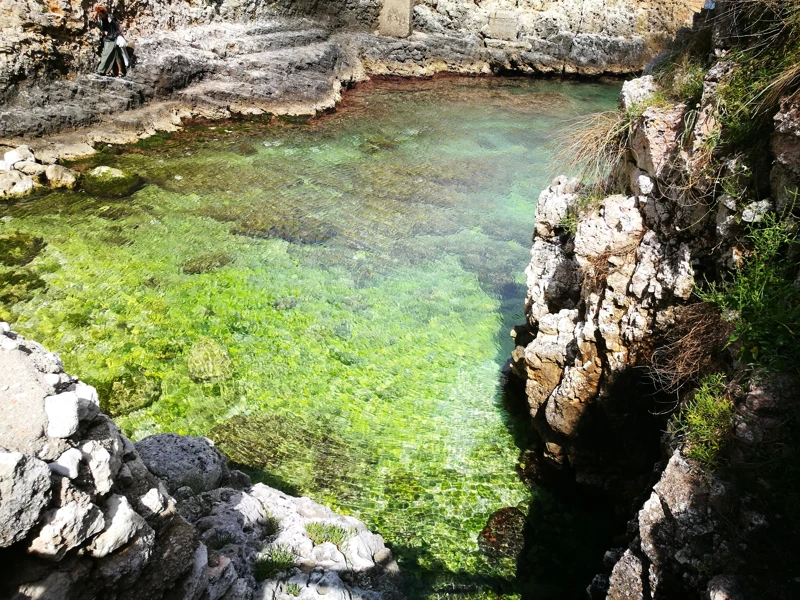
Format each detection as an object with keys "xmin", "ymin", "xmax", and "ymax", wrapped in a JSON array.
[
  {"xmin": 82, "ymin": 166, "xmax": 143, "ymax": 198},
  {"xmin": 182, "ymin": 252, "xmax": 234, "ymax": 275}
]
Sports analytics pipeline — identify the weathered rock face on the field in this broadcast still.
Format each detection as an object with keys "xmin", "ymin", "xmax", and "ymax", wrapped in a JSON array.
[
  {"xmin": 511, "ymin": 109, "xmax": 703, "ymax": 495},
  {"xmin": 0, "ymin": 324, "xmax": 402, "ymax": 600},
  {"xmin": 514, "ymin": 8, "xmax": 800, "ymax": 594},
  {"xmin": 413, "ymin": 0, "xmax": 707, "ymax": 75},
  {"xmin": 0, "ymin": 0, "xmax": 706, "ymax": 146}
]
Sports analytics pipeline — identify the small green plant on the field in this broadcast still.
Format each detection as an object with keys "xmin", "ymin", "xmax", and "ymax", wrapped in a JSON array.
[
  {"xmin": 558, "ymin": 212, "xmax": 579, "ymax": 236},
  {"xmin": 304, "ymin": 522, "xmax": 353, "ymax": 548},
  {"xmin": 206, "ymin": 530, "xmax": 236, "ymax": 550},
  {"xmin": 285, "ymin": 583, "xmax": 302, "ymax": 596},
  {"xmin": 673, "ymin": 374, "xmax": 735, "ymax": 467},
  {"xmin": 253, "ymin": 545, "xmax": 296, "ymax": 582},
  {"xmin": 264, "ymin": 512, "xmax": 280, "ymax": 536},
  {"xmin": 654, "ymin": 54, "xmax": 707, "ymax": 106},
  {"xmin": 699, "ymin": 211, "xmax": 800, "ymax": 371},
  {"xmin": 558, "ymin": 194, "xmax": 604, "ymax": 236}
]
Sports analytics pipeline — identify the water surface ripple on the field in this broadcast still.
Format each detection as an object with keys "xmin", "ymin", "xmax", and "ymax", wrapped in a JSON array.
[{"xmin": 1, "ymin": 77, "xmax": 620, "ymax": 596}]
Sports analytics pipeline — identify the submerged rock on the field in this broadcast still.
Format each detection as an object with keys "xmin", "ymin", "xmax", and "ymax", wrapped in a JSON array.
[
  {"xmin": 186, "ymin": 338, "xmax": 233, "ymax": 382},
  {"xmin": 83, "ymin": 166, "xmax": 143, "ymax": 198},
  {"xmin": 0, "ymin": 231, "xmax": 45, "ymax": 267},
  {"xmin": 477, "ymin": 506, "xmax": 526, "ymax": 560}
]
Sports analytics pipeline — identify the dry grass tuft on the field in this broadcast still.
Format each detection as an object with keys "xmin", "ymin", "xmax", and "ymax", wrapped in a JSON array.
[
  {"xmin": 581, "ymin": 238, "xmax": 642, "ymax": 292},
  {"xmin": 555, "ymin": 109, "xmax": 640, "ymax": 186},
  {"xmin": 649, "ymin": 303, "xmax": 733, "ymax": 395}
]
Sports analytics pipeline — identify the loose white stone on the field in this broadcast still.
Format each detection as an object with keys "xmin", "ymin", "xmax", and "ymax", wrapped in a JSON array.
[
  {"xmin": 28, "ymin": 500, "xmax": 105, "ymax": 560},
  {"xmin": 0, "ymin": 322, "xmax": 10, "ymax": 333},
  {"xmin": 75, "ymin": 383, "xmax": 100, "ymax": 421},
  {"xmin": 139, "ymin": 487, "xmax": 169, "ymax": 517},
  {"xmin": 89, "ymin": 495, "xmax": 146, "ymax": 558},
  {"xmin": 49, "ymin": 448, "xmax": 83, "ymax": 479},
  {"xmin": 44, "ymin": 373, "xmax": 60, "ymax": 388},
  {"xmin": 45, "ymin": 164, "xmax": 79, "ymax": 189},
  {"xmin": 81, "ymin": 440, "xmax": 118, "ymax": 495},
  {"xmin": 4, "ymin": 145, "xmax": 35, "ymax": 166},
  {"xmin": 44, "ymin": 392, "xmax": 81, "ymax": 438}
]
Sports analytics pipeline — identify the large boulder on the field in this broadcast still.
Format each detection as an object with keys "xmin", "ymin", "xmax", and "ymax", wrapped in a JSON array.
[{"xmin": 135, "ymin": 434, "xmax": 230, "ymax": 494}]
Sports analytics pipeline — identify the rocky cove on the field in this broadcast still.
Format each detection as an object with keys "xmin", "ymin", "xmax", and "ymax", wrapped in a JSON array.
[{"xmin": 3, "ymin": 1, "xmax": 799, "ymax": 600}]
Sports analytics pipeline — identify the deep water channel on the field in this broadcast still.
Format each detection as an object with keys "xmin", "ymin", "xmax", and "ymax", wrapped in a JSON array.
[{"xmin": 2, "ymin": 77, "xmax": 619, "ymax": 597}]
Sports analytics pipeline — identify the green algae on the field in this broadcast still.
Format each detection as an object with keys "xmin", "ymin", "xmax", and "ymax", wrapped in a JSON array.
[{"xmin": 1, "ymin": 77, "xmax": 620, "ymax": 596}]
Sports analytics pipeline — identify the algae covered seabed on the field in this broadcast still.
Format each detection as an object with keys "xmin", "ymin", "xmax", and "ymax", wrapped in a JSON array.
[{"xmin": 1, "ymin": 77, "xmax": 619, "ymax": 596}]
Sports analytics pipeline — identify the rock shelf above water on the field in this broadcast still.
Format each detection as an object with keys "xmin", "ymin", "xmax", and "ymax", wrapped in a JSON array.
[
  {"xmin": 0, "ymin": 324, "xmax": 403, "ymax": 600},
  {"xmin": 0, "ymin": 1, "xmax": 707, "ymax": 153}
]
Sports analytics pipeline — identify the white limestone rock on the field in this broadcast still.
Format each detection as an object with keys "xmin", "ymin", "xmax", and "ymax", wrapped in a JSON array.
[
  {"xmin": 619, "ymin": 75, "xmax": 659, "ymax": 111},
  {"xmin": 44, "ymin": 392, "xmax": 81, "ymax": 438},
  {"xmin": 81, "ymin": 440, "xmax": 119, "ymax": 495},
  {"xmin": 49, "ymin": 448, "xmax": 83, "ymax": 479},
  {"xmin": 74, "ymin": 383, "xmax": 100, "ymax": 421},
  {"xmin": 15, "ymin": 161, "xmax": 47, "ymax": 177},
  {"xmin": 4, "ymin": 145, "xmax": 35, "ymax": 166},
  {"xmin": 89, "ymin": 494, "xmax": 150, "ymax": 558},
  {"xmin": 28, "ymin": 500, "xmax": 105, "ymax": 560},
  {"xmin": 0, "ymin": 170, "xmax": 36, "ymax": 197},
  {"xmin": 45, "ymin": 164, "xmax": 79, "ymax": 189}
]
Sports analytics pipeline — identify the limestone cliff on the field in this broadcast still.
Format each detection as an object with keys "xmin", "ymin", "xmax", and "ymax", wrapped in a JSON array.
[
  {"xmin": 0, "ymin": 0, "xmax": 705, "ymax": 145},
  {"xmin": 0, "ymin": 324, "xmax": 403, "ymax": 600},
  {"xmin": 512, "ymin": 2, "xmax": 800, "ymax": 597}
]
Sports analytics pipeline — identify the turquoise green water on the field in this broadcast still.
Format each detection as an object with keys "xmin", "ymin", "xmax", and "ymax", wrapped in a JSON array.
[{"xmin": 1, "ymin": 77, "xmax": 619, "ymax": 596}]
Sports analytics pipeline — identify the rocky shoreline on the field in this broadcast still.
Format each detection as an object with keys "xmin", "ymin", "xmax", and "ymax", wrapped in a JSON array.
[
  {"xmin": 511, "ymin": 3, "xmax": 800, "ymax": 597},
  {"xmin": 0, "ymin": 324, "xmax": 403, "ymax": 599},
  {"xmin": 0, "ymin": 1, "xmax": 706, "ymax": 171}
]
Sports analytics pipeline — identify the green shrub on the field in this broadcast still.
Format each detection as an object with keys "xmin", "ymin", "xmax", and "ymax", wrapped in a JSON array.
[
  {"xmin": 304, "ymin": 522, "xmax": 353, "ymax": 548},
  {"xmin": 253, "ymin": 545, "xmax": 296, "ymax": 582},
  {"xmin": 699, "ymin": 212, "xmax": 800, "ymax": 371},
  {"xmin": 285, "ymin": 583, "xmax": 302, "ymax": 596},
  {"xmin": 673, "ymin": 374, "xmax": 735, "ymax": 467}
]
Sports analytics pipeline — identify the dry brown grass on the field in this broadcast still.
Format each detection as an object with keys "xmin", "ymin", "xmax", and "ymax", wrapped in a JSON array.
[
  {"xmin": 555, "ymin": 109, "xmax": 639, "ymax": 186},
  {"xmin": 581, "ymin": 238, "xmax": 643, "ymax": 292},
  {"xmin": 648, "ymin": 303, "xmax": 733, "ymax": 395}
]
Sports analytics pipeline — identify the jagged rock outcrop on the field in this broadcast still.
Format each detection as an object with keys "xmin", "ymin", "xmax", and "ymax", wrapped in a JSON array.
[
  {"xmin": 510, "ymin": 104, "xmax": 701, "ymax": 495},
  {"xmin": 603, "ymin": 377, "xmax": 795, "ymax": 599},
  {"xmin": 513, "ymin": 8, "xmax": 800, "ymax": 592},
  {"xmin": 0, "ymin": 324, "xmax": 402, "ymax": 600}
]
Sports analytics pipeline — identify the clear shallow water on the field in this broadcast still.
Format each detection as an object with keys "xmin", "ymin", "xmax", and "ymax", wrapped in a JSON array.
[{"xmin": 1, "ymin": 77, "xmax": 619, "ymax": 596}]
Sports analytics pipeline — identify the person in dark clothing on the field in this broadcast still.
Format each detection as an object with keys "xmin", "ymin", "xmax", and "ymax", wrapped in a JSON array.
[{"xmin": 92, "ymin": 6, "xmax": 122, "ymax": 76}]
